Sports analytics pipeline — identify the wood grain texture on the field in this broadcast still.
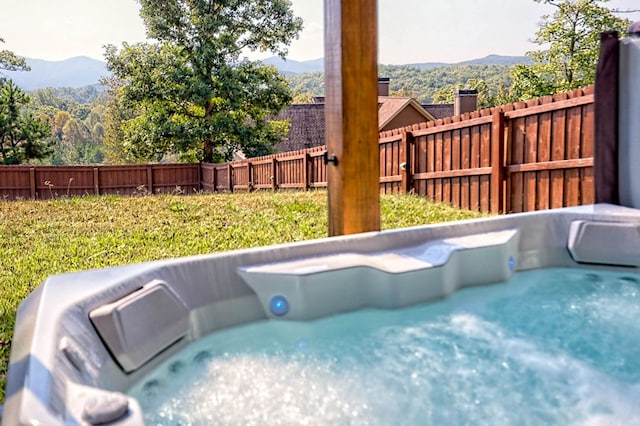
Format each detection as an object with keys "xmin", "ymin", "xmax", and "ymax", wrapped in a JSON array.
[{"xmin": 325, "ymin": 0, "xmax": 380, "ymax": 236}]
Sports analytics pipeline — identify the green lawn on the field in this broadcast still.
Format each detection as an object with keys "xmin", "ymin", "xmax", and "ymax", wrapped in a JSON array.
[{"xmin": 0, "ymin": 191, "xmax": 486, "ymax": 401}]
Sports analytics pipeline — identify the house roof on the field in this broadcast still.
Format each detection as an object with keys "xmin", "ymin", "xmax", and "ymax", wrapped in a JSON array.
[
  {"xmin": 378, "ymin": 97, "xmax": 436, "ymax": 128},
  {"xmin": 275, "ymin": 103, "xmax": 325, "ymax": 153},
  {"xmin": 276, "ymin": 96, "xmax": 437, "ymax": 153},
  {"xmin": 421, "ymin": 103, "xmax": 455, "ymax": 120}
]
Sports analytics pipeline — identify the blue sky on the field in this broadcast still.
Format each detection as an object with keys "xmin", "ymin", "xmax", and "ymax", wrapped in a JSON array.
[{"xmin": 1, "ymin": 0, "xmax": 639, "ymax": 64}]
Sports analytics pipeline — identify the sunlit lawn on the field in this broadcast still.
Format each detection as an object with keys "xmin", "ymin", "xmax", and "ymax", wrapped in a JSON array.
[{"xmin": 0, "ymin": 191, "xmax": 487, "ymax": 401}]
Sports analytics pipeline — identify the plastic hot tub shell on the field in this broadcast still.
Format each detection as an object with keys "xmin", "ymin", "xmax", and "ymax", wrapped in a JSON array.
[{"xmin": 3, "ymin": 204, "xmax": 640, "ymax": 425}]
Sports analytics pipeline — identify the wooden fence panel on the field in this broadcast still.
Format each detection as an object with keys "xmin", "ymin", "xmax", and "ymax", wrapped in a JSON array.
[
  {"xmin": 411, "ymin": 114, "xmax": 495, "ymax": 213},
  {"xmin": 308, "ymin": 150, "xmax": 327, "ymax": 188},
  {"xmin": 251, "ymin": 159, "xmax": 275, "ymax": 190},
  {"xmin": 151, "ymin": 164, "xmax": 200, "ymax": 194},
  {"xmin": 460, "ymin": 126, "xmax": 471, "ymax": 210},
  {"xmin": 524, "ymin": 99, "xmax": 540, "ymax": 212},
  {"xmin": 505, "ymin": 88, "xmax": 594, "ymax": 212},
  {"xmin": 277, "ymin": 154, "xmax": 307, "ymax": 190},
  {"xmin": 200, "ymin": 163, "xmax": 216, "ymax": 192},
  {"xmin": 215, "ymin": 165, "xmax": 230, "ymax": 191},
  {"xmin": 0, "ymin": 167, "xmax": 32, "ymax": 200},
  {"xmin": 580, "ymin": 97, "xmax": 595, "ymax": 205},
  {"xmin": 470, "ymin": 116, "xmax": 482, "ymax": 211},
  {"xmin": 550, "ymin": 93, "xmax": 568, "ymax": 209},
  {"xmin": 426, "ymin": 133, "xmax": 435, "ymax": 199},
  {"xmin": 565, "ymin": 102, "xmax": 582, "ymax": 206},
  {"xmin": 479, "ymin": 112, "xmax": 492, "ymax": 212},
  {"xmin": 536, "ymin": 96, "xmax": 553, "ymax": 211},
  {"xmin": 97, "ymin": 166, "xmax": 149, "ymax": 196},
  {"xmin": 35, "ymin": 166, "xmax": 96, "ymax": 199},
  {"xmin": 451, "ymin": 119, "xmax": 461, "ymax": 208},
  {"xmin": 231, "ymin": 162, "xmax": 250, "ymax": 191},
  {"xmin": 507, "ymin": 102, "xmax": 528, "ymax": 213},
  {"xmin": 1, "ymin": 164, "xmax": 203, "ymax": 199},
  {"xmin": 379, "ymin": 134, "xmax": 403, "ymax": 194},
  {"xmin": 442, "ymin": 119, "xmax": 452, "ymax": 204}
]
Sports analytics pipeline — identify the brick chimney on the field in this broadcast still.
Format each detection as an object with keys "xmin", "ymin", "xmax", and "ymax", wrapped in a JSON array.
[
  {"xmin": 454, "ymin": 89, "xmax": 478, "ymax": 115},
  {"xmin": 378, "ymin": 77, "xmax": 390, "ymax": 96}
]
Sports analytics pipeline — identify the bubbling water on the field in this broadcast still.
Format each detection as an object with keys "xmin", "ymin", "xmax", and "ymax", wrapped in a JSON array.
[{"xmin": 129, "ymin": 268, "xmax": 640, "ymax": 425}]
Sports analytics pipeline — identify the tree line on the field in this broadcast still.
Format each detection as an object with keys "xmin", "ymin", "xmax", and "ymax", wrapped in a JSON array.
[
  {"xmin": 0, "ymin": 0, "xmax": 632, "ymax": 166},
  {"xmin": 288, "ymin": 64, "xmax": 515, "ymax": 108}
]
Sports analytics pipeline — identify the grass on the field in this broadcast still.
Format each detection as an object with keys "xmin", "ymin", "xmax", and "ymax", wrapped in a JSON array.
[{"xmin": 0, "ymin": 191, "xmax": 486, "ymax": 402}]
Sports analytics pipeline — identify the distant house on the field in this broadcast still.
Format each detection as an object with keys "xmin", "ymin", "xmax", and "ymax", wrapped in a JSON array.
[
  {"xmin": 421, "ymin": 103, "xmax": 455, "ymax": 120},
  {"xmin": 422, "ymin": 90, "xmax": 480, "ymax": 119},
  {"xmin": 275, "ymin": 81, "xmax": 478, "ymax": 153},
  {"xmin": 378, "ymin": 96, "xmax": 435, "ymax": 131},
  {"xmin": 275, "ymin": 103, "xmax": 326, "ymax": 153}
]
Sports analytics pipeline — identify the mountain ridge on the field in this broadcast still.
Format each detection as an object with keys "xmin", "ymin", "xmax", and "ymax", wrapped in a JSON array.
[
  {"xmin": 2, "ymin": 56, "xmax": 109, "ymax": 91},
  {"xmin": 1, "ymin": 54, "xmax": 531, "ymax": 91}
]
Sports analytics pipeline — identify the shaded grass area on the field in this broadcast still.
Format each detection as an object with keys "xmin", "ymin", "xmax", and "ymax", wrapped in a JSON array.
[{"xmin": 0, "ymin": 191, "xmax": 486, "ymax": 401}]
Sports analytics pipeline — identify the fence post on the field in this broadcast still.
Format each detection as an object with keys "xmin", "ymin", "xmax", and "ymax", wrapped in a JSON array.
[
  {"xmin": 400, "ymin": 131, "xmax": 414, "ymax": 193},
  {"xmin": 227, "ymin": 163, "xmax": 233, "ymax": 192},
  {"xmin": 303, "ymin": 153, "xmax": 310, "ymax": 191},
  {"xmin": 211, "ymin": 165, "xmax": 217, "ymax": 193},
  {"xmin": 272, "ymin": 158, "xmax": 278, "ymax": 191},
  {"xmin": 93, "ymin": 168, "xmax": 100, "ymax": 195},
  {"xmin": 29, "ymin": 167, "xmax": 36, "ymax": 199},
  {"xmin": 247, "ymin": 161, "xmax": 253, "ymax": 191},
  {"xmin": 146, "ymin": 166, "xmax": 154, "ymax": 194},
  {"xmin": 491, "ymin": 111, "xmax": 506, "ymax": 213}
]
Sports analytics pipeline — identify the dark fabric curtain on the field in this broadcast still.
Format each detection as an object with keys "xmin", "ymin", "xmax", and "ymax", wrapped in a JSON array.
[{"xmin": 594, "ymin": 31, "xmax": 620, "ymax": 204}]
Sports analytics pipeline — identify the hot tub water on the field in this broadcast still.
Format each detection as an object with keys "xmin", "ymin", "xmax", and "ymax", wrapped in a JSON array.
[{"xmin": 129, "ymin": 268, "xmax": 640, "ymax": 425}]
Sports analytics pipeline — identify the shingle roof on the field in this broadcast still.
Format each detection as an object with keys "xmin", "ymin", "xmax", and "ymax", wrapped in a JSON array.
[
  {"xmin": 276, "ymin": 97, "xmax": 437, "ymax": 153},
  {"xmin": 275, "ymin": 103, "xmax": 325, "ymax": 153},
  {"xmin": 421, "ymin": 103, "xmax": 455, "ymax": 120}
]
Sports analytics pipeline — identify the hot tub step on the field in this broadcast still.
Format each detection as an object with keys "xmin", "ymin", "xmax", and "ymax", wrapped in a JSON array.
[{"xmin": 238, "ymin": 229, "xmax": 520, "ymax": 320}]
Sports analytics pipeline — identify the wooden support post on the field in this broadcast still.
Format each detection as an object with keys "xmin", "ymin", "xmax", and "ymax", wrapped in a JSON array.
[
  {"xmin": 247, "ymin": 161, "xmax": 253, "ymax": 191},
  {"xmin": 227, "ymin": 163, "xmax": 233, "ymax": 192},
  {"xmin": 212, "ymin": 166, "xmax": 218, "ymax": 192},
  {"xmin": 325, "ymin": 0, "xmax": 380, "ymax": 236},
  {"xmin": 491, "ymin": 111, "xmax": 506, "ymax": 213}
]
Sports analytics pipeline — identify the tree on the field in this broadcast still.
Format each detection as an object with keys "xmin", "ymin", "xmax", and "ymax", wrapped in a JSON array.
[
  {"xmin": 102, "ymin": 76, "xmax": 134, "ymax": 163},
  {"xmin": 0, "ymin": 37, "xmax": 29, "ymax": 73},
  {"xmin": 29, "ymin": 87, "xmax": 107, "ymax": 164},
  {"xmin": 0, "ymin": 80, "xmax": 52, "ymax": 164},
  {"xmin": 510, "ymin": 0, "xmax": 629, "ymax": 100},
  {"xmin": 105, "ymin": 0, "xmax": 303, "ymax": 163},
  {"xmin": 432, "ymin": 78, "xmax": 500, "ymax": 109}
]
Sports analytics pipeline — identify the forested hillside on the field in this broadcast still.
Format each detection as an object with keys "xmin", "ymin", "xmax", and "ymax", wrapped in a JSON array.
[
  {"xmin": 288, "ymin": 64, "xmax": 514, "ymax": 106},
  {"xmin": 26, "ymin": 86, "xmax": 107, "ymax": 164},
  {"xmin": 8, "ymin": 62, "xmax": 513, "ymax": 166}
]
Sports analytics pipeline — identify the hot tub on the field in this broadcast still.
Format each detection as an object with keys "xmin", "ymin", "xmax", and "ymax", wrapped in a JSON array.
[{"xmin": 3, "ymin": 203, "xmax": 640, "ymax": 425}]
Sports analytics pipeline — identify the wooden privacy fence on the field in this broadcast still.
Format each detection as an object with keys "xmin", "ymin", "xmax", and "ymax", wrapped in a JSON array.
[
  {"xmin": 201, "ymin": 146, "xmax": 327, "ymax": 193},
  {"xmin": 0, "ymin": 86, "xmax": 594, "ymax": 213},
  {"xmin": 377, "ymin": 86, "xmax": 595, "ymax": 213},
  {"xmin": 0, "ymin": 163, "xmax": 201, "ymax": 200},
  {"xmin": 201, "ymin": 86, "xmax": 594, "ymax": 213}
]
